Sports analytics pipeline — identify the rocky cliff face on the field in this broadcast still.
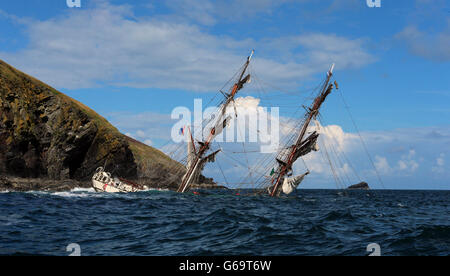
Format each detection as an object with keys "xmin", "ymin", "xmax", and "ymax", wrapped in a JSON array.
[{"xmin": 0, "ymin": 60, "xmax": 183, "ymax": 189}]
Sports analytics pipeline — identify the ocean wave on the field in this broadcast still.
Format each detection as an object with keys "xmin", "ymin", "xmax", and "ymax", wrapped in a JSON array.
[
  {"xmin": 53, "ymin": 191, "xmax": 93, "ymax": 198},
  {"xmin": 0, "ymin": 214, "xmax": 28, "ymax": 226},
  {"xmin": 70, "ymin": 187, "xmax": 96, "ymax": 193},
  {"xmin": 417, "ymin": 225, "xmax": 450, "ymax": 239},
  {"xmin": 1, "ymin": 189, "xmax": 449, "ymax": 255},
  {"xmin": 321, "ymin": 210, "xmax": 355, "ymax": 221}
]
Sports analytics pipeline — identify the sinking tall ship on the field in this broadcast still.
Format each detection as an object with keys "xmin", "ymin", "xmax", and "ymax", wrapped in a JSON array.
[
  {"xmin": 175, "ymin": 53, "xmax": 339, "ymax": 197},
  {"xmin": 265, "ymin": 64, "xmax": 338, "ymax": 197},
  {"xmin": 176, "ymin": 51, "xmax": 254, "ymax": 193},
  {"xmin": 91, "ymin": 50, "xmax": 345, "ymax": 196}
]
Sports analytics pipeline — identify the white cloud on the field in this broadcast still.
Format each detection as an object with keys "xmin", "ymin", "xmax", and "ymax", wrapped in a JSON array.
[
  {"xmin": 315, "ymin": 121, "xmax": 358, "ymax": 152},
  {"xmin": 374, "ymin": 155, "xmax": 391, "ymax": 175},
  {"xmin": 432, "ymin": 153, "xmax": 445, "ymax": 173},
  {"xmin": 136, "ymin": 130, "xmax": 146, "ymax": 138},
  {"xmin": 0, "ymin": 1, "xmax": 374, "ymax": 91},
  {"xmin": 144, "ymin": 139, "xmax": 153, "ymax": 146},
  {"xmin": 396, "ymin": 20, "xmax": 450, "ymax": 62},
  {"xmin": 437, "ymin": 155, "xmax": 445, "ymax": 166},
  {"xmin": 108, "ymin": 111, "xmax": 176, "ymax": 148},
  {"xmin": 164, "ymin": 0, "xmax": 296, "ymax": 25},
  {"xmin": 368, "ymin": 150, "xmax": 419, "ymax": 176},
  {"xmin": 396, "ymin": 149, "xmax": 419, "ymax": 174}
]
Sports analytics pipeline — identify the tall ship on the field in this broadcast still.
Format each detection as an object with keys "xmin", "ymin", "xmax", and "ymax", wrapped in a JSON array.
[
  {"xmin": 92, "ymin": 51, "xmax": 363, "ymax": 196},
  {"xmin": 264, "ymin": 64, "xmax": 337, "ymax": 197},
  {"xmin": 171, "ymin": 54, "xmax": 341, "ymax": 197},
  {"xmin": 177, "ymin": 51, "xmax": 254, "ymax": 193}
]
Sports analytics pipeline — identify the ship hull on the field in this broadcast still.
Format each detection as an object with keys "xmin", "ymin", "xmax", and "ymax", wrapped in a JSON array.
[{"xmin": 91, "ymin": 167, "xmax": 148, "ymax": 193}]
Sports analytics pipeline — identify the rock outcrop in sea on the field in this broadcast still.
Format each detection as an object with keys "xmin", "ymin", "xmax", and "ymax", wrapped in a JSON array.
[
  {"xmin": 347, "ymin": 182, "xmax": 370, "ymax": 190},
  {"xmin": 0, "ymin": 59, "xmax": 208, "ymax": 191}
]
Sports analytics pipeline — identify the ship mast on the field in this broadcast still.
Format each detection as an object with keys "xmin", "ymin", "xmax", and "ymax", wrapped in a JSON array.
[
  {"xmin": 269, "ymin": 64, "xmax": 336, "ymax": 197},
  {"xmin": 177, "ymin": 50, "xmax": 254, "ymax": 193}
]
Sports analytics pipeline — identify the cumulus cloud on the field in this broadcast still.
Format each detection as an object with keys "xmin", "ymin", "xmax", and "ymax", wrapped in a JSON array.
[
  {"xmin": 367, "ymin": 150, "xmax": 420, "ymax": 176},
  {"xmin": 315, "ymin": 121, "xmax": 358, "ymax": 152},
  {"xmin": 374, "ymin": 155, "xmax": 391, "ymax": 175},
  {"xmin": 396, "ymin": 149, "xmax": 419, "ymax": 174}
]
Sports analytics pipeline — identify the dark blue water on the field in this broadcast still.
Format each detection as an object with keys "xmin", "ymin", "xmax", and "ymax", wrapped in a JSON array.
[{"xmin": 0, "ymin": 189, "xmax": 449, "ymax": 256}]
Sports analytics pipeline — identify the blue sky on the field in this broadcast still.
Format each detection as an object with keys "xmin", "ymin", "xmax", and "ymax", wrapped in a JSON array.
[{"xmin": 0, "ymin": 0, "xmax": 449, "ymax": 189}]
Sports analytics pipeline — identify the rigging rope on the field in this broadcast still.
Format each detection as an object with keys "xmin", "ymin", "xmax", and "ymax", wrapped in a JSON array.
[{"xmin": 338, "ymin": 89, "xmax": 386, "ymax": 189}]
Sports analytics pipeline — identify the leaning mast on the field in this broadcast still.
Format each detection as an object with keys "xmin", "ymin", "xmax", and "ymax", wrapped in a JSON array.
[
  {"xmin": 269, "ymin": 64, "xmax": 336, "ymax": 197},
  {"xmin": 177, "ymin": 50, "xmax": 254, "ymax": 193}
]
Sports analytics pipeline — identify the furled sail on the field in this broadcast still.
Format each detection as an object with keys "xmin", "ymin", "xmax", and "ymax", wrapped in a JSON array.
[
  {"xmin": 281, "ymin": 172, "xmax": 310, "ymax": 195},
  {"xmin": 291, "ymin": 131, "xmax": 319, "ymax": 164},
  {"xmin": 211, "ymin": 115, "xmax": 232, "ymax": 140},
  {"xmin": 189, "ymin": 149, "xmax": 221, "ymax": 185},
  {"xmin": 274, "ymin": 132, "xmax": 319, "ymax": 174},
  {"xmin": 187, "ymin": 135, "xmax": 196, "ymax": 169}
]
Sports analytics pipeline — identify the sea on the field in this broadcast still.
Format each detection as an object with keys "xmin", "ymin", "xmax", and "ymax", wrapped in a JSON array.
[{"xmin": 0, "ymin": 189, "xmax": 448, "ymax": 256}]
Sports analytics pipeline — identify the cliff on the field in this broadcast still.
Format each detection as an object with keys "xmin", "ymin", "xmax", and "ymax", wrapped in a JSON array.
[{"xmin": 0, "ymin": 59, "xmax": 185, "ymax": 191}]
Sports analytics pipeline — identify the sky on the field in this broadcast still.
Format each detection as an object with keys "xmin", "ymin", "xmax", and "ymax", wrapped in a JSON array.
[{"xmin": 0, "ymin": 0, "xmax": 449, "ymax": 190}]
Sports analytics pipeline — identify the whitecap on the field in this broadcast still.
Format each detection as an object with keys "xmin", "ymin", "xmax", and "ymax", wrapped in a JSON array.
[
  {"xmin": 53, "ymin": 191, "xmax": 88, "ymax": 198},
  {"xmin": 25, "ymin": 191, "xmax": 51, "ymax": 195},
  {"xmin": 146, "ymin": 188, "xmax": 170, "ymax": 192},
  {"xmin": 303, "ymin": 198, "xmax": 316, "ymax": 202},
  {"xmin": 70, "ymin": 187, "xmax": 96, "ymax": 193},
  {"xmin": 0, "ymin": 214, "xmax": 26, "ymax": 226},
  {"xmin": 52, "ymin": 190, "xmax": 110, "ymax": 198}
]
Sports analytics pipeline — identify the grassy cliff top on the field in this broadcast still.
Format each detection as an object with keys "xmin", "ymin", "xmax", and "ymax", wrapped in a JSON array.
[{"xmin": 0, "ymin": 60, "xmax": 117, "ymax": 133}]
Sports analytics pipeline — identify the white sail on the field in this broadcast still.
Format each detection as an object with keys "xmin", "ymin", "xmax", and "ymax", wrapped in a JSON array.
[
  {"xmin": 187, "ymin": 136, "xmax": 196, "ymax": 169},
  {"xmin": 281, "ymin": 172, "xmax": 309, "ymax": 195},
  {"xmin": 211, "ymin": 114, "xmax": 232, "ymax": 140}
]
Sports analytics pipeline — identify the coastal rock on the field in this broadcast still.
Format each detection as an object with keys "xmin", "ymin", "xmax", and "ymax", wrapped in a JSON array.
[{"xmin": 0, "ymin": 59, "xmax": 186, "ymax": 191}]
